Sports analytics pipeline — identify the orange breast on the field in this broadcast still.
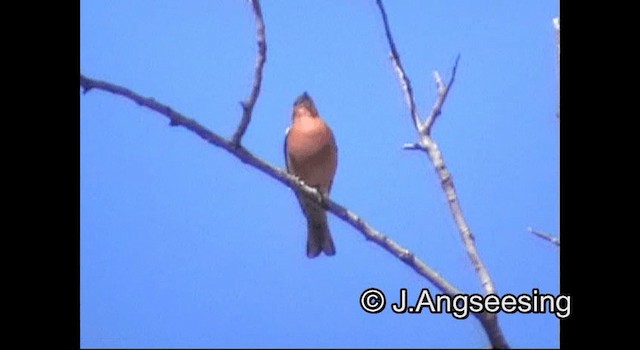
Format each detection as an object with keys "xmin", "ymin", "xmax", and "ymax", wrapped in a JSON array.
[{"xmin": 287, "ymin": 117, "xmax": 337, "ymax": 192}]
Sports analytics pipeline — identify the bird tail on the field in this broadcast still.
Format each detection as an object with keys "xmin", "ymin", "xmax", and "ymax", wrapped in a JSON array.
[{"xmin": 304, "ymin": 201, "xmax": 336, "ymax": 258}]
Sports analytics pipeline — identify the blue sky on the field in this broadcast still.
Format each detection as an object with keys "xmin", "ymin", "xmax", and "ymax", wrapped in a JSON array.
[{"xmin": 80, "ymin": 0, "xmax": 559, "ymax": 348}]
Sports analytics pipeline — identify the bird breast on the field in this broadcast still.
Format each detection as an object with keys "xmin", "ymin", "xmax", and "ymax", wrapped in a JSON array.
[{"xmin": 288, "ymin": 118, "xmax": 334, "ymax": 158}]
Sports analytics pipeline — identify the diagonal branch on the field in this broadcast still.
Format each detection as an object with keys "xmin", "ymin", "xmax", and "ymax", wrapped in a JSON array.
[
  {"xmin": 375, "ymin": 1, "xmax": 508, "ymax": 348},
  {"xmin": 79, "ymin": 72, "xmax": 465, "ymax": 304},
  {"xmin": 422, "ymin": 136, "xmax": 508, "ymax": 349},
  {"xmin": 553, "ymin": 17, "xmax": 560, "ymax": 119},
  {"xmin": 423, "ymin": 54, "xmax": 460, "ymax": 134},
  {"xmin": 528, "ymin": 227, "xmax": 560, "ymax": 247},
  {"xmin": 375, "ymin": 0, "xmax": 421, "ymax": 131},
  {"xmin": 231, "ymin": 0, "xmax": 267, "ymax": 146}
]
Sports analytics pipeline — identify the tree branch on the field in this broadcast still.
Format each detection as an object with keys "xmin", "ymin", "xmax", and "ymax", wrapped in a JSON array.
[
  {"xmin": 553, "ymin": 17, "xmax": 559, "ymax": 65},
  {"xmin": 231, "ymin": 0, "xmax": 266, "ymax": 146},
  {"xmin": 79, "ymin": 71, "xmax": 465, "ymax": 310},
  {"xmin": 528, "ymin": 227, "xmax": 560, "ymax": 247},
  {"xmin": 375, "ymin": 0, "xmax": 421, "ymax": 131},
  {"xmin": 553, "ymin": 17, "xmax": 559, "ymax": 119},
  {"xmin": 375, "ymin": 1, "xmax": 508, "ymax": 348},
  {"xmin": 423, "ymin": 55, "xmax": 460, "ymax": 134}
]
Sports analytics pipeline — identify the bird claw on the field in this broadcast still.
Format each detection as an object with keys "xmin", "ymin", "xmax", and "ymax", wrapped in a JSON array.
[
  {"xmin": 299, "ymin": 179, "xmax": 325, "ymax": 207},
  {"xmin": 313, "ymin": 187, "xmax": 325, "ymax": 206}
]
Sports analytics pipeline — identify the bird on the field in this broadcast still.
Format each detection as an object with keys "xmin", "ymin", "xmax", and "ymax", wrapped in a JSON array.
[{"xmin": 284, "ymin": 92, "xmax": 338, "ymax": 258}]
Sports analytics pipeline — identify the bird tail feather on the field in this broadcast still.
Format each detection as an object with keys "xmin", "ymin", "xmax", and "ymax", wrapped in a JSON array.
[{"xmin": 304, "ymin": 200, "xmax": 336, "ymax": 258}]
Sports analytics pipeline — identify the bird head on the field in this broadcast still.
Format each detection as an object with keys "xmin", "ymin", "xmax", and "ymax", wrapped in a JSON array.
[{"xmin": 292, "ymin": 92, "xmax": 318, "ymax": 119}]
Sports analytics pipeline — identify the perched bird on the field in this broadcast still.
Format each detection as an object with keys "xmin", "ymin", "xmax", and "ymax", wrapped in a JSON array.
[{"xmin": 284, "ymin": 92, "xmax": 338, "ymax": 258}]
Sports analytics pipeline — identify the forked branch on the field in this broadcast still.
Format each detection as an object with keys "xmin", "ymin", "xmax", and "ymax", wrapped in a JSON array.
[{"xmin": 375, "ymin": 0, "xmax": 508, "ymax": 348}]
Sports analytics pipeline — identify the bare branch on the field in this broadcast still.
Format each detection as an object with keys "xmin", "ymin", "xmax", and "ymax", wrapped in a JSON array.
[
  {"xmin": 553, "ymin": 17, "xmax": 560, "ymax": 119},
  {"xmin": 79, "ymin": 72, "xmax": 465, "ymax": 307},
  {"xmin": 375, "ymin": 0, "xmax": 421, "ymax": 131},
  {"xmin": 402, "ymin": 142, "xmax": 425, "ymax": 151},
  {"xmin": 375, "ymin": 1, "xmax": 508, "ymax": 348},
  {"xmin": 231, "ymin": 0, "xmax": 267, "ymax": 146},
  {"xmin": 553, "ymin": 17, "xmax": 560, "ymax": 63},
  {"xmin": 422, "ymin": 137, "xmax": 498, "ymax": 291},
  {"xmin": 420, "ymin": 134, "xmax": 501, "ymax": 307},
  {"xmin": 423, "ymin": 54, "xmax": 460, "ymax": 134},
  {"xmin": 528, "ymin": 227, "xmax": 560, "ymax": 247}
]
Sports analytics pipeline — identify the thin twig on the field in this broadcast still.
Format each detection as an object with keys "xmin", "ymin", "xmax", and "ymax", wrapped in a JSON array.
[
  {"xmin": 423, "ymin": 54, "xmax": 460, "ymax": 134},
  {"xmin": 553, "ymin": 17, "xmax": 560, "ymax": 119},
  {"xmin": 528, "ymin": 227, "xmax": 560, "ymax": 247},
  {"xmin": 553, "ymin": 17, "xmax": 559, "ymax": 65},
  {"xmin": 231, "ymin": 0, "xmax": 267, "ymax": 146},
  {"xmin": 402, "ymin": 142, "xmax": 425, "ymax": 151},
  {"xmin": 374, "ymin": 1, "xmax": 508, "ymax": 348},
  {"xmin": 375, "ymin": 0, "xmax": 421, "ymax": 131},
  {"xmin": 79, "ymin": 72, "xmax": 464, "ymax": 304}
]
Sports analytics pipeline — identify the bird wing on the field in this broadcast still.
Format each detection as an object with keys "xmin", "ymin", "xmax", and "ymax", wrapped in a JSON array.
[{"xmin": 284, "ymin": 126, "xmax": 291, "ymax": 173}]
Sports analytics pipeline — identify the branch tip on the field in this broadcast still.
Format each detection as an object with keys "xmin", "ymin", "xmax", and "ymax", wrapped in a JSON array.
[
  {"xmin": 434, "ymin": 71, "xmax": 444, "ymax": 89},
  {"xmin": 403, "ymin": 142, "xmax": 425, "ymax": 151},
  {"xmin": 231, "ymin": 0, "xmax": 267, "ymax": 146},
  {"xmin": 528, "ymin": 227, "xmax": 560, "ymax": 247},
  {"xmin": 423, "ymin": 54, "xmax": 461, "ymax": 133},
  {"xmin": 453, "ymin": 53, "xmax": 461, "ymax": 74},
  {"xmin": 375, "ymin": 0, "xmax": 420, "ymax": 130}
]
